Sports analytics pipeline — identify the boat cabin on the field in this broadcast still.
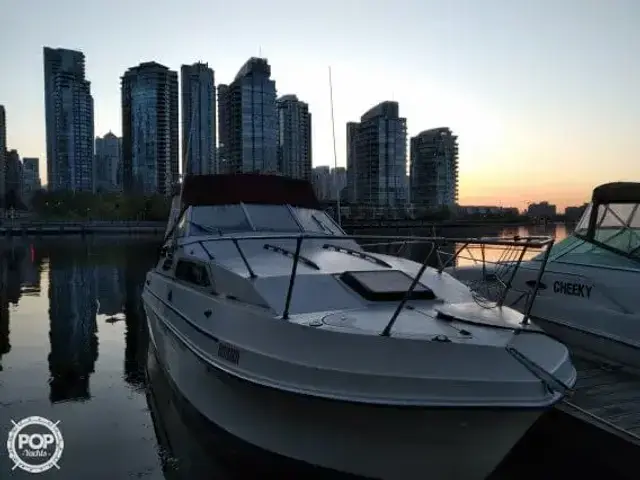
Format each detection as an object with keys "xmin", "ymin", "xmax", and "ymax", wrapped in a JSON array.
[
  {"xmin": 165, "ymin": 174, "xmax": 344, "ymax": 240},
  {"xmin": 534, "ymin": 182, "xmax": 640, "ymax": 268}
]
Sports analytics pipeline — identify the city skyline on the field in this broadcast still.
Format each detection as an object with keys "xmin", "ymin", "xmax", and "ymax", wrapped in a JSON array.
[{"xmin": 1, "ymin": 0, "xmax": 639, "ymax": 209}]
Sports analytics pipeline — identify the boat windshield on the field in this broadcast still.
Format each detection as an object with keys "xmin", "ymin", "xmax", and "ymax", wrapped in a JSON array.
[
  {"xmin": 185, "ymin": 204, "xmax": 344, "ymax": 236},
  {"xmin": 532, "ymin": 202, "xmax": 640, "ymax": 267}
]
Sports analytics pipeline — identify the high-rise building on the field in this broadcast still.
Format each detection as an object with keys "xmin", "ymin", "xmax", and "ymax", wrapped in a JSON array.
[
  {"xmin": 22, "ymin": 157, "xmax": 41, "ymax": 204},
  {"xmin": 95, "ymin": 132, "xmax": 122, "ymax": 192},
  {"xmin": 5, "ymin": 150, "xmax": 23, "ymax": 207},
  {"xmin": 181, "ymin": 62, "xmax": 216, "ymax": 175},
  {"xmin": 346, "ymin": 101, "xmax": 407, "ymax": 207},
  {"xmin": 311, "ymin": 166, "xmax": 346, "ymax": 201},
  {"xmin": 276, "ymin": 94, "xmax": 312, "ymax": 180},
  {"xmin": 345, "ymin": 122, "xmax": 358, "ymax": 203},
  {"xmin": 0, "ymin": 105, "xmax": 6, "ymax": 203},
  {"xmin": 121, "ymin": 62, "xmax": 179, "ymax": 195},
  {"xmin": 43, "ymin": 47, "xmax": 95, "ymax": 192},
  {"xmin": 218, "ymin": 58, "xmax": 278, "ymax": 174},
  {"xmin": 409, "ymin": 128, "xmax": 459, "ymax": 209}
]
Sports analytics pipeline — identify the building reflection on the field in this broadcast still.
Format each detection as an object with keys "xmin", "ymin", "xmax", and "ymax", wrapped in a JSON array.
[
  {"xmin": 123, "ymin": 244, "xmax": 152, "ymax": 389},
  {"xmin": 47, "ymin": 242, "xmax": 99, "ymax": 403},
  {"xmin": 0, "ymin": 240, "xmax": 43, "ymax": 371},
  {"xmin": 0, "ymin": 255, "xmax": 9, "ymax": 371},
  {"xmin": 96, "ymin": 264, "xmax": 125, "ymax": 316}
]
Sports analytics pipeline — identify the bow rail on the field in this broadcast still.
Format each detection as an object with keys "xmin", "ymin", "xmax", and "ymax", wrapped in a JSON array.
[{"xmin": 169, "ymin": 233, "xmax": 554, "ymax": 332}]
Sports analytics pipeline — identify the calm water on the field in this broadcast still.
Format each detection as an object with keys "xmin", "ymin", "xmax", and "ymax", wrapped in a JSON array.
[{"xmin": 0, "ymin": 224, "xmax": 631, "ymax": 479}]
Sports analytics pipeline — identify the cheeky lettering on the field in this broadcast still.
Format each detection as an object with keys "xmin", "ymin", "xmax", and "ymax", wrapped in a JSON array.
[{"xmin": 553, "ymin": 281, "xmax": 592, "ymax": 299}]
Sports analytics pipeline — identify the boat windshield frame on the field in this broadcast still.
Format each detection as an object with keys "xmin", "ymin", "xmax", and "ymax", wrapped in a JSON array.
[
  {"xmin": 171, "ymin": 203, "xmax": 345, "ymax": 239},
  {"xmin": 534, "ymin": 183, "xmax": 640, "ymax": 267}
]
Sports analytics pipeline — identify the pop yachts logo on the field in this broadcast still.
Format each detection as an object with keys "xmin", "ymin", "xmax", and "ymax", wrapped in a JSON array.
[{"xmin": 6, "ymin": 416, "xmax": 64, "ymax": 473}]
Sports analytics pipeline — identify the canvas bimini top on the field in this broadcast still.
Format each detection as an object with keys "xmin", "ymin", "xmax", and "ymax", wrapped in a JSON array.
[
  {"xmin": 179, "ymin": 173, "xmax": 321, "ymax": 209},
  {"xmin": 534, "ymin": 182, "xmax": 640, "ymax": 267}
]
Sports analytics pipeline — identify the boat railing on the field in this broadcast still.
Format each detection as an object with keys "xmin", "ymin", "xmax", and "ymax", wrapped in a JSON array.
[{"xmin": 177, "ymin": 233, "xmax": 554, "ymax": 335}]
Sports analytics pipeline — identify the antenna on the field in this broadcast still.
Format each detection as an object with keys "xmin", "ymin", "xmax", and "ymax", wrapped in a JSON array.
[
  {"xmin": 259, "ymin": 46, "xmax": 262, "ymax": 57},
  {"xmin": 328, "ymin": 66, "xmax": 341, "ymax": 227}
]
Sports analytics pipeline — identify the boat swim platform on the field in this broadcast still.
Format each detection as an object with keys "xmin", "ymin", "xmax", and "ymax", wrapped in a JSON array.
[{"xmin": 557, "ymin": 355, "xmax": 640, "ymax": 447}]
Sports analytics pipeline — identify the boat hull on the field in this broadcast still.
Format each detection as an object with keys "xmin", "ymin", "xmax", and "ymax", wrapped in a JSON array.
[
  {"xmin": 145, "ymin": 300, "xmax": 544, "ymax": 480},
  {"xmin": 448, "ymin": 262, "xmax": 640, "ymax": 371},
  {"xmin": 531, "ymin": 315, "xmax": 640, "ymax": 370}
]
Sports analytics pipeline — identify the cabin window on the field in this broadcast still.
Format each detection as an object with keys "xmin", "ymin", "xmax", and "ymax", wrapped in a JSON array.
[
  {"xmin": 175, "ymin": 260, "xmax": 212, "ymax": 288},
  {"xmin": 190, "ymin": 205, "xmax": 252, "ymax": 233},
  {"xmin": 243, "ymin": 204, "xmax": 301, "ymax": 232},
  {"xmin": 294, "ymin": 208, "xmax": 344, "ymax": 235}
]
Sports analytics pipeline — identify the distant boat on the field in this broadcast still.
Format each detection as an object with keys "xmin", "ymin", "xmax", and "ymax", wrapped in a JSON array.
[
  {"xmin": 142, "ymin": 173, "xmax": 576, "ymax": 480},
  {"xmin": 451, "ymin": 182, "xmax": 640, "ymax": 369}
]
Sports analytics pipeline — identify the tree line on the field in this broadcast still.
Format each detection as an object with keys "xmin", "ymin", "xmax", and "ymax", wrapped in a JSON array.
[{"xmin": 29, "ymin": 190, "xmax": 172, "ymax": 221}]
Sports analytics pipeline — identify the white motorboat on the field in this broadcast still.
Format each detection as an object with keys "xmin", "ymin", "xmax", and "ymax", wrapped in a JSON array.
[
  {"xmin": 450, "ymin": 182, "xmax": 640, "ymax": 369},
  {"xmin": 141, "ymin": 173, "xmax": 576, "ymax": 480}
]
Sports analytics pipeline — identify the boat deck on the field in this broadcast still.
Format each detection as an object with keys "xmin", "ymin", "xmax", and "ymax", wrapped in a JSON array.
[{"xmin": 557, "ymin": 355, "xmax": 640, "ymax": 446}]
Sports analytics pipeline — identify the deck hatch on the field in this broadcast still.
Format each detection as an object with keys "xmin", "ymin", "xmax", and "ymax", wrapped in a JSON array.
[{"xmin": 339, "ymin": 270, "xmax": 436, "ymax": 302}]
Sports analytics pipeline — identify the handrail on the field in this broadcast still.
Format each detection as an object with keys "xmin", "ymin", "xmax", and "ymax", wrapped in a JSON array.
[
  {"xmin": 322, "ymin": 243, "xmax": 392, "ymax": 268},
  {"xmin": 264, "ymin": 243, "xmax": 320, "ymax": 270},
  {"xmin": 177, "ymin": 232, "xmax": 554, "ymax": 327}
]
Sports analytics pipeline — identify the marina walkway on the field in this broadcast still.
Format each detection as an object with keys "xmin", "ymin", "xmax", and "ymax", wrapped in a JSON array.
[{"xmin": 559, "ymin": 356, "xmax": 640, "ymax": 446}]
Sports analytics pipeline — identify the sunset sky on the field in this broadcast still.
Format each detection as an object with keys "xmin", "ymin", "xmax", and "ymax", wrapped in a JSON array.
[{"xmin": 1, "ymin": 0, "xmax": 638, "ymax": 210}]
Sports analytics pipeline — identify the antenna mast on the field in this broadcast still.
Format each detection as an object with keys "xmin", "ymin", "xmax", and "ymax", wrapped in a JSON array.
[{"xmin": 328, "ymin": 66, "xmax": 341, "ymax": 226}]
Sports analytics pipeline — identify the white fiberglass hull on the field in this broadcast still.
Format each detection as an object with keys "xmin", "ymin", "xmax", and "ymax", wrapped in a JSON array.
[
  {"xmin": 450, "ymin": 261, "xmax": 640, "ymax": 370},
  {"xmin": 145, "ymin": 302, "xmax": 542, "ymax": 480},
  {"xmin": 529, "ymin": 315, "xmax": 640, "ymax": 369}
]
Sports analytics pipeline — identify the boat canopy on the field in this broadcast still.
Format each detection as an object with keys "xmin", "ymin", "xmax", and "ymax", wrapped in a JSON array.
[
  {"xmin": 180, "ymin": 173, "xmax": 321, "ymax": 209},
  {"xmin": 537, "ymin": 182, "xmax": 640, "ymax": 266},
  {"xmin": 575, "ymin": 182, "xmax": 640, "ymax": 250},
  {"xmin": 166, "ymin": 174, "xmax": 342, "ymax": 239}
]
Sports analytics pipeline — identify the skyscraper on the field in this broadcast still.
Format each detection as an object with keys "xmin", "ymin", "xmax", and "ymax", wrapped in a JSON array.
[
  {"xmin": 0, "ymin": 105, "xmax": 6, "ymax": 203},
  {"xmin": 217, "ymin": 57, "xmax": 278, "ymax": 174},
  {"xmin": 276, "ymin": 95, "xmax": 312, "ymax": 180},
  {"xmin": 121, "ymin": 62, "xmax": 179, "ymax": 195},
  {"xmin": 346, "ymin": 101, "xmax": 407, "ymax": 207},
  {"xmin": 22, "ymin": 157, "xmax": 41, "ymax": 204},
  {"xmin": 181, "ymin": 62, "xmax": 216, "ymax": 175},
  {"xmin": 95, "ymin": 132, "xmax": 122, "ymax": 191},
  {"xmin": 43, "ymin": 47, "xmax": 95, "ymax": 192},
  {"xmin": 409, "ymin": 128, "xmax": 459, "ymax": 209}
]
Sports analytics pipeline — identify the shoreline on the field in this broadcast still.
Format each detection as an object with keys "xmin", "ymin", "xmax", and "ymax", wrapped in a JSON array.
[{"xmin": 0, "ymin": 219, "xmax": 166, "ymax": 235}]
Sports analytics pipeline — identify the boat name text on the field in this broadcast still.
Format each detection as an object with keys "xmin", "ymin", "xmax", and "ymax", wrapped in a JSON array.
[{"xmin": 553, "ymin": 281, "xmax": 592, "ymax": 299}]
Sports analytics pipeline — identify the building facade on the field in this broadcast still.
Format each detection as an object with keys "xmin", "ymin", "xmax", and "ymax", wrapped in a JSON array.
[
  {"xmin": 181, "ymin": 62, "xmax": 216, "ymax": 175},
  {"xmin": 0, "ymin": 105, "xmax": 6, "ymax": 203},
  {"xmin": 218, "ymin": 57, "xmax": 278, "ymax": 174},
  {"xmin": 95, "ymin": 132, "xmax": 122, "ymax": 192},
  {"xmin": 346, "ymin": 101, "xmax": 407, "ymax": 207},
  {"xmin": 5, "ymin": 150, "xmax": 23, "ymax": 207},
  {"xmin": 312, "ymin": 166, "xmax": 346, "ymax": 201},
  {"xmin": 409, "ymin": 127, "xmax": 459, "ymax": 209},
  {"xmin": 276, "ymin": 95, "xmax": 312, "ymax": 180},
  {"xmin": 22, "ymin": 157, "xmax": 41, "ymax": 204},
  {"xmin": 43, "ymin": 47, "xmax": 94, "ymax": 192},
  {"xmin": 121, "ymin": 62, "xmax": 179, "ymax": 195}
]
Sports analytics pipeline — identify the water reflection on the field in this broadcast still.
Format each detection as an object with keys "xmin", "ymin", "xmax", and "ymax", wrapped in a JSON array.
[
  {"xmin": 124, "ymin": 244, "xmax": 153, "ymax": 389},
  {"xmin": 47, "ymin": 242, "xmax": 99, "ymax": 403},
  {"xmin": 0, "ymin": 236, "xmax": 159, "ymax": 401}
]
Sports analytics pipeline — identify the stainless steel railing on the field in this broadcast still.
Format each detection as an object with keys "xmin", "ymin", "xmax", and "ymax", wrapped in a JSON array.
[{"xmin": 176, "ymin": 233, "xmax": 554, "ymax": 332}]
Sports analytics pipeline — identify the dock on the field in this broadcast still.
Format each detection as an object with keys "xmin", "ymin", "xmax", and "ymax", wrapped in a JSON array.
[
  {"xmin": 0, "ymin": 220, "xmax": 166, "ymax": 235},
  {"xmin": 558, "ymin": 355, "xmax": 640, "ymax": 446},
  {"xmin": 491, "ymin": 355, "xmax": 640, "ymax": 479}
]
